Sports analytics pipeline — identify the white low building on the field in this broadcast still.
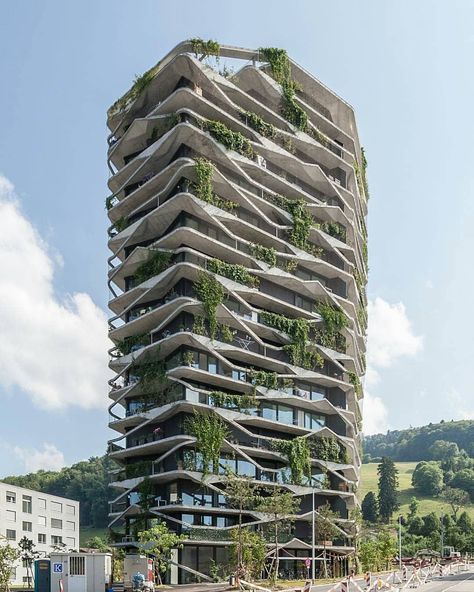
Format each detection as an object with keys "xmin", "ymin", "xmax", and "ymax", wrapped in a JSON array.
[{"xmin": 0, "ymin": 481, "xmax": 80, "ymax": 586}]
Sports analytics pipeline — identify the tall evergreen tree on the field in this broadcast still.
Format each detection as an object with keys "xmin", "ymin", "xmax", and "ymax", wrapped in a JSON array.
[
  {"xmin": 361, "ymin": 491, "xmax": 378, "ymax": 523},
  {"xmin": 377, "ymin": 457, "xmax": 399, "ymax": 522}
]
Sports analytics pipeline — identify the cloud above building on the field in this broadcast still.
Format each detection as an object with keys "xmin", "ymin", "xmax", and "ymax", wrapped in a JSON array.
[{"xmin": 0, "ymin": 174, "xmax": 111, "ymax": 410}]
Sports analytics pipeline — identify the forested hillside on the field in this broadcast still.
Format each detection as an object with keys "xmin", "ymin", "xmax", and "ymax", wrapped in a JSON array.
[
  {"xmin": 1, "ymin": 456, "xmax": 110, "ymax": 528},
  {"xmin": 364, "ymin": 420, "xmax": 474, "ymax": 461}
]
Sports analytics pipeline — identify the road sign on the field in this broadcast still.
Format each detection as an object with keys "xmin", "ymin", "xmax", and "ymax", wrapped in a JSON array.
[{"xmin": 53, "ymin": 563, "xmax": 63, "ymax": 573}]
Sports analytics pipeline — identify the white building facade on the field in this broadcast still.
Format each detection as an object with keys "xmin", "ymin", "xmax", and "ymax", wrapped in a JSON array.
[{"xmin": 0, "ymin": 481, "xmax": 80, "ymax": 586}]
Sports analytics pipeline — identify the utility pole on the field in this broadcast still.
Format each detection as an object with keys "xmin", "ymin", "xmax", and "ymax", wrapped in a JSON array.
[
  {"xmin": 398, "ymin": 516, "xmax": 402, "ymax": 572},
  {"xmin": 440, "ymin": 514, "xmax": 444, "ymax": 558},
  {"xmin": 312, "ymin": 488, "xmax": 316, "ymax": 582}
]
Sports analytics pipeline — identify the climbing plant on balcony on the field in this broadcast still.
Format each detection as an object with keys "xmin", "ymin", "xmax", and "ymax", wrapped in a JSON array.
[
  {"xmin": 192, "ymin": 315, "xmax": 207, "ymax": 336},
  {"xmin": 250, "ymin": 243, "xmax": 277, "ymax": 267},
  {"xmin": 348, "ymin": 371, "xmax": 362, "ymax": 398},
  {"xmin": 193, "ymin": 158, "xmax": 238, "ymax": 212},
  {"xmin": 189, "ymin": 38, "xmax": 220, "ymax": 60},
  {"xmin": 112, "ymin": 217, "xmax": 130, "ymax": 234},
  {"xmin": 273, "ymin": 195, "xmax": 320, "ymax": 256},
  {"xmin": 239, "ymin": 111, "xmax": 276, "ymax": 139},
  {"xmin": 209, "ymin": 390, "xmax": 258, "ymax": 413},
  {"xmin": 259, "ymin": 47, "xmax": 308, "ymax": 133},
  {"xmin": 133, "ymin": 250, "xmax": 172, "ymax": 284},
  {"xmin": 203, "ymin": 120, "xmax": 255, "ymax": 159},
  {"xmin": 310, "ymin": 437, "xmax": 347, "ymax": 464},
  {"xmin": 218, "ymin": 324, "xmax": 236, "ymax": 343},
  {"xmin": 273, "ymin": 436, "xmax": 311, "ymax": 485},
  {"xmin": 314, "ymin": 302, "xmax": 348, "ymax": 353},
  {"xmin": 207, "ymin": 258, "xmax": 259, "ymax": 288},
  {"xmin": 284, "ymin": 345, "xmax": 324, "ymax": 370},
  {"xmin": 135, "ymin": 352, "xmax": 167, "ymax": 387},
  {"xmin": 318, "ymin": 221, "xmax": 347, "ymax": 242},
  {"xmin": 116, "ymin": 333, "xmax": 149, "ymax": 356},
  {"xmin": 248, "ymin": 368, "xmax": 279, "ymax": 390},
  {"xmin": 109, "ymin": 68, "xmax": 155, "ymax": 115},
  {"xmin": 184, "ymin": 411, "xmax": 229, "ymax": 476},
  {"xmin": 194, "ymin": 271, "xmax": 225, "ymax": 339}
]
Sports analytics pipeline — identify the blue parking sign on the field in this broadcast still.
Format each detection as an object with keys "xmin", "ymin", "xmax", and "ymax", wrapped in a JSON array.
[{"xmin": 53, "ymin": 563, "xmax": 63, "ymax": 573}]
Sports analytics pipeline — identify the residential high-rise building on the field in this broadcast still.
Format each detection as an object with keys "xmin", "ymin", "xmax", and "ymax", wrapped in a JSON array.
[
  {"xmin": 107, "ymin": 40, "xmax": 368, "ymax": 584},
  {"xmin": 0, "ymin": 481, "xmax": 80, "ymax": 586}
]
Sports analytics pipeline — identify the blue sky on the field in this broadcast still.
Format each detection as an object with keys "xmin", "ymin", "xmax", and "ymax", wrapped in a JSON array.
[{"xmin": 1, "ymin": 0, "xmax": 473, "ymax": 475}]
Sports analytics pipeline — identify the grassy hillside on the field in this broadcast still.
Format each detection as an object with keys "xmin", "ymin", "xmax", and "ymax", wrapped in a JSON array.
[
  {"xmin": 360, "ymin": 462, "xmax": 474, "ymax": 519},
  {"xmin": 79, "ymin": 526, "xmax": 109, "ymax": 546}
]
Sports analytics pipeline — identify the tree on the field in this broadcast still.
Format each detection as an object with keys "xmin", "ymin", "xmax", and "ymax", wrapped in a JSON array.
[
  {"xmin": 377, "ymin": 457, "xmax": 399, "ymax": 522},
  {"xmin": 230, "ymin": 528, "xmax": 265, "ymax": 580},
  {"xmin": 443, "ymin": 487, "xmax": 470, "ymax": 521},
  {"xmin": 0, "ymin": 543, "xmax": 20, "ymax": 592},
  {"xmin": 450, "ymin": 469, "xmax": 474, "ymax": 501},
  {"xmin": 18, "ymin": 537, "xmax": 39, "ymax": 588},
  {"xmin": 421, "ymin": 513, "xmax": 441, "ymax": 537},
  {"xmin": 84, "ymin": 536, "xmax": 110, "ymax": 551},
  {"xmin": 138, "ymin": 523, "xmax": 185, "ymax": 584},
  {"xmin": 412, "ymin": 461, "xmax": 444, "ymax": 495},
  {"xmin": 359, "ymin": 539, "xmax": 380, "ymax": 572},
  {"xmin": 407, "ymin": 497, "xmax": 419, "ymax": 522},
  {"xmin": 376, "ymin": 531, "xmax": 397, "ymax": 570},
  {"xmin": 258, "ymin": 488, "xmax": 300, "ymax": 583},
  {"xmin": 223, "ymin": 474, "xmax": 258, "ymax": 573},
  {"xmin": 314, "ymin": 502, "xmax": 340, "ymax": 578},
  {"xmin": 361, "ymin": 492, "xmax": 378, "ymax": 523},
  {"xmin": 457, "ymin": 511, "xmax": 473, "ymax": 534},
  {"xmin": 429, "ymin": 440, "xmax": 460, "ymax": 463}
]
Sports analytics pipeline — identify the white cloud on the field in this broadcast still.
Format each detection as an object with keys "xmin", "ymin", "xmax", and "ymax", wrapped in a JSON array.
[
  {"xmin": 0, "ymin": 174, "xmax": 111, "ymax": 409},
  {"xmin": 363, "ymin": 297, "xmax": 423, "ymax": 435},
  {"xmin": 13, "ymin": 443, "xmax": 65, "ymax": 472}
]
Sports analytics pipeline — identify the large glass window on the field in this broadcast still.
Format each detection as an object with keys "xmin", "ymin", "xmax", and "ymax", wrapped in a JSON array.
[
  {"xmin": 304, "ymin": 413, "xmax": 326, "ymax": 430},
  {"xmin": 22, "ymin": 495, "xmax": 32, "ymax": 514},
  {"xmin": 237, "ymin": 459, "xmax": 256, "ymax": 477},
  {"xmin": 6, "ymin": 491, "xmax": 16, "ymax": 504}
]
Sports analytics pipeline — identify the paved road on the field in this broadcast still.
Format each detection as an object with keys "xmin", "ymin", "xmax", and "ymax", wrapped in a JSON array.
[{"xmin": 412, "ymin": 569, "xmax": 474, "ymax": 591}]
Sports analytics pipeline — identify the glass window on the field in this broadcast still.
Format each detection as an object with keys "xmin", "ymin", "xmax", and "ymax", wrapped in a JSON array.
[
  {"xmin": 51, "ymin": 518, "xmax": 63, "ymax": 529},
  {"xmin": 51, "ymin": 535, "xmax": 62, "ymax": 545},
  {"xmin": 66, "ymin": 521, "xmax": 75, "ymax": 531},
  {"xmin": 38, "ymin": 498, "xmax": 46, "ymax": 510},
  {"xmin": 66, "ymin": 537, "xmax": 76, "ymax": 549},
  {"xmin": 6, "ymin": 491, "xmax": 16, "ymax": 503},
  {"xmin": 6, "ymin": 510, "xmax": 16, "ymax": 522},
  {"xmin": 6, "ymin": 530, "xmax": 16, "ymax": 541},
  {"xmin": 202, "ymin": 515, "xmax": 212, "ymax": 526},
  {"xmin": 278, "ymin": 405, "xmax": 294, "ymax": 425},
  {"xmin": 207, "ymin": 356, "xmax": 217, "ymax": 374},
  {"xmin": 22, "ymin": 495, "xmax": 32, "ymax": 514},
  {"xmin": 38, "ymin": 516, "xmax": 46, "ymax": 526},
  {"xmin": 232, "ymin": 369, "xmax": 246, "ymax": 381},
  {"xmin": 237, "ymin": 459, "xmax": 256, "ymax": 477},
  {"xmin": 261, "ymin": 403, "xmax": 277, "ymax": 421},
  {"xmin": 22, "ymin": 521, "xmax": 32, "ymax": 532},
  {"xmin": 304, "ymin": 413, "xmax": 326, "ymax": 430},
  {"xmin": 65, "ymin": 504, "xmax": 75, "ymax": 515},
  {"xmin": 38, "ymin": 533, "xmax": 46, "ymax": 544},
  {"xmin": 51, "ymin": 501, "xmax": 62, "ymax": 513}
]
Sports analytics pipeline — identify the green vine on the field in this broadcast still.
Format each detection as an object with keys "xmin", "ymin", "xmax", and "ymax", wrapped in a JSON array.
[
  {"xmin": 112, "ymin": 217, "xmax": 130, "ymax": 234},
  {"xmin": 207, "ymin": 258, "xmax": 259, "ymax": 288},
  {"xmin": 134, "ymin": 250, "xmax": 172, "ymax": 284},
  {"xmin": 318, "ymin": 221, "xmax": 346, "ymax": 242},
  {"xmin": 192, "ymin": 158, "xmax": 238, "ymax": 212},
  {"xmin": 348, "ymin": 371, "xmax": 362, "ymax": 398},
  {"xmin": 109, "ymin": 68, "xmax": 155, "ymax": 116},
  {"xmin": 209, "ymin": 390, "xmax": 258, "ymax": 413},
  {"xmin": 283, "ymin": 345, "xmax": 324, "ymax": 370},
  {"xmin": 239, "ymin": 111, "xmax": 276, "ymax": 139},
  {"xmin": 203, "ymin": 120, "xmax": 255, "ymax": 159},
  {"xmin": 274, "ymin": 436, "xmax": 312, "ymax": 485},
  {"xmin": 192, "ymin": 315, "xmax": 207, "ymax": 336},
  {"xmin": 184, "ymin": 412, "xmax": 229, "ymax": 476},
  {"xmin": 195, "ymin": 271, "xmax": 225, "ymax": 339},
  {"xmin": 134, "ymin": 353, "xmax": 167, "ymax": 387},
  {"xmin": 273, "ymin": 195, "xmax": 321, "ymax": 256},
  {"xmin": 189, "ymin": 38, "xmax": 220, "ymax": 60},
  {"xmin": 249, "ymin": 368, "xmax": 279, "ymax": 390},
  {"xmin": 116, "ymin": 333, "xmax": 149, "ymax": 356},
  {"xmin": 311, "ymin": 437, "xmax": 348, "ymax": 464},
  {"xmin": 219, "ymin": 324, "xmax": 236, "ymax": 343},
  {"xmin": 314, "ymin": 302, "xmax": 348, "ymax": 353},
  {"xmin": 250, "ymin": 243, "xmax": 277, "ymax": 267}
]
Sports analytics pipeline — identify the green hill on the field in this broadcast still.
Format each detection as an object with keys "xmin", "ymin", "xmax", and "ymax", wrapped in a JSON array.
[{"xmin": 360, "ymin": 462, "xmax": 474, "ymax": 519}]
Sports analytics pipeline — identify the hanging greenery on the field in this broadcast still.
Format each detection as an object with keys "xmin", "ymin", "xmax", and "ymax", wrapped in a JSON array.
[
  {"xmin": 357, "ymin": 306, "xmax": 368, "ymax": 331},
  {"xmin": 109, "ymin": 68, "xmax": 155, "ymax": 116},
  {"xmin": 239, "ymin": 111, "xmax": 276, "ymax": 139},
  {"xmin": 112, "ymin": 217, "xmax": 130, "ymax": 234},
  {"xmin": 273, "ymin": 195, "xmax": 320, "ymax": 256},
  {"xmin": 362, "ymin": 241, "xmax": 368, "ymax": 267},
  {"xmin": 116, "ymin": 333, "xmax": 149, "ymax": 356},
  {"xmin": 133, "ymin": 250, "xmax": 172, "ymax": 284},
  {"xmin": 134, "ymin": 353, "xmax": 167, "ymax": 387},
  {"xmin": 249, "ymin": 368, "xmax": 279, "ymax": 390},
  {"xmin": 194, "ymin": 271, "xmax": 225, "ymax": 339},
  {"xmin": 203, "ymin": 120, "xmax": 255, "ymax": 159},
  {"xmin": 274, "ymin": 436, "xmax": 312, "ymax": 485},
  {"xmin": 318, "ymin": 221, "xmax": 347, "ymax": 242},
  {"xmin": 259, "ymin": 47, "xmax": 292, "ymax": 85},
  {"xmin": 283, "ymin": 345, "xmax": 324, "ymax": 370},
  {"xmin": 348, "ymin": 371, "xmax": 363, "ymax": 398},
  {"xmin": 192, "ymin": 315, "xmax": 207, "ymax": 336},
  {"xmin": 314, "ymin": 302, "xmax": 348, "ymax": 353},
  {"xmin": 189, "ymin": 38, "xmax": 220, "ymax": 60},
  {"xmin": 184, "ymin": 411, "xmax": 229, "ymax": 476},
  {"xmin": 192, "ymin": 158, "xmax": 238, "ymax": 212},
  {"xmin": 182, "ymin": 351, "xmax": 195, "ymax": 367},
  {"xmin": 250, "ymin": 243, "xmax": 277, "ymax": 267},
  {"xmin": 209, "ymin": 390, "xmax": 258, "ymax": 413},
  {"xmin": 219, "ymin": 324, "xmax": 236, "ymax": 343},
  {"xmin": 207, "ymin": 258, "xmax": 259, "ymax": 288},
  {"xmin": 311, "ymin": 437, "xmax": 348, "ymax": 464}
]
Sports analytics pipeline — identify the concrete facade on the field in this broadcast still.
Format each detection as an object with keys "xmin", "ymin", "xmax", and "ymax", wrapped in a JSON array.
[
  {"xmin": 106, "ymin": 41, "xmax": 368, "ymax": 583},
  {"xmin": 0, "ymin": 481, "xmax": 80, "ymax": 586}
]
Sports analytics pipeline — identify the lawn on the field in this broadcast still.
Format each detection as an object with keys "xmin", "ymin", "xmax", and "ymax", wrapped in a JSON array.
[{"xmin": 360, "ymin": 462, "xmax": 474, "ymax": 519}]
